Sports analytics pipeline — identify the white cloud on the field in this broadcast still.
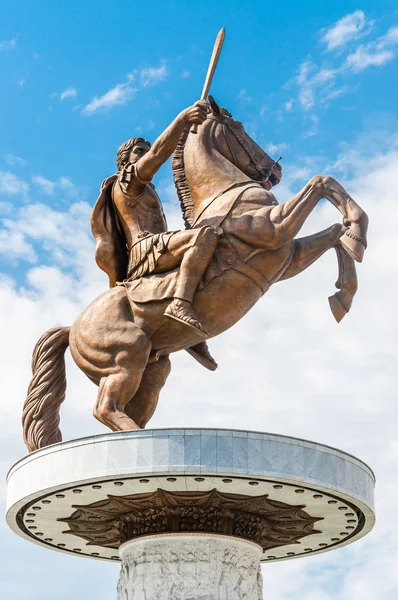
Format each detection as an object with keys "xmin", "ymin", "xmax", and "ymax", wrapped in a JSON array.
[
  {"xmin": 181, "ymin": 70, "xmax": 190, "ymax": 79},
  {"xmin": 140, "ymin": 65, "xmax": 167, "ymax": 87},
  {"xmin": 296, "ymin": 62, "xmax": 336, "ymax": 110},
  {"xmin": 238, "ymin": 89, "xmax": 252, "ymax": 104},
  {"xmin": 265, "ymin": 141, "xmax": 288, "ymax": 156},
  {"xmin": 60, "ymin": 87, "xmax": 77, "ymax": 101},
  {"xmin": 0, "ymin": 171, "xmax": 29, "ymax": 196},
  {"xmin": 290, "ymin": 19, "xmax": 398, "ymax": 114},
  {"xmin": 321, "ymin": 10, "xmax": 368, "ymax": 51},
  {"xmin": 345, "ymin": 46, "xmax": 393, "ymax": 72},
  {"xmin": 82, "ymin": 64, "xmax": 167, "ymax": 115},
  {"xmin": 284, "ymin": 99, "xmax": 294, "ymax": 112},
  {"xmin": 344, "ymin": 26, "xmax": 398, "ymax": 72},
  {"xmin": 82, "ymin": 82, "xmax": 136, "ymax": 115},
  {"xmin": 0, "ymin": 37, "xmax": 17, "ymax": 52},
  {"xmin": 32, "ymin": 175, "xmax": 79, "ymax": 197},
  {"xmin": 0, "ymin": 230, "xmax": 37, "ymax": 263},
  {"xmin": 380, "ymin": 25, "xmax": 398, "ymax": 47},
  {"xmin": 32, "ymin": 175, "xmax": 56, "ymax": 195},
  {"xmin": 3, "ymin": 154, "xmax": 27, "ymax": 167}
]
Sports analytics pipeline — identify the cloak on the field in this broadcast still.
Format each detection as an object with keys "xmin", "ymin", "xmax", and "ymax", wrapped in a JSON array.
[{"xmin": 90, "ymin": 175, "xmax": 128, "ymax": 288}]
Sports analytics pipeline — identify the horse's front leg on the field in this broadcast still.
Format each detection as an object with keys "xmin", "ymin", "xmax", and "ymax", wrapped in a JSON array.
[
  {"xmin": 278, "ymin": 223, "xmax": 358, "ymax": 322},
  {"xmin": 321, "ymin": 176, "xmax": 368, "ymax": 263},
  {"xmin": 278, "ymin": 223, "xmax": 345, "ymax": 280},
  {"xmin": 267, "ymin": 176, "xmax": 367, "ymax": 263},
  {"xmin": 267, "ymin": 176, "xmax": 335, "ymax": 249}
]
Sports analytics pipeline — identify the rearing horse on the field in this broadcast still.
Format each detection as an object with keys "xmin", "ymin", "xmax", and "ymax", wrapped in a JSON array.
[{"xmin": 23, "ymin": 97, "xmax": 368, "ymax": 452}]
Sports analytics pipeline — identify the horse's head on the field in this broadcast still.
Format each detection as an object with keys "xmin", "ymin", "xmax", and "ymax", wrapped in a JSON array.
[
  {"xmin": 206, "ymin": 96, "xmax": 282, "ymax": 188},
  {"xmin": 172, "ymin": 96, "xmax": 282, "ymax": 227}
]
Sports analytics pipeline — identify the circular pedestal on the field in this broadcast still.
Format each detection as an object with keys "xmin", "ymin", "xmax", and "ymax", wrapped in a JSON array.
[
  {"xmin": 117, "ymin": 533, "xmax": 263, "ymax": 600},
  {"xmin": 6, "ymin": 428, "xmax": 375, "ymax": 564}
]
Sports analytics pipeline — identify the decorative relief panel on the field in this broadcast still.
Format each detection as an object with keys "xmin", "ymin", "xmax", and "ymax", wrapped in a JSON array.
[{"xmin": 60, "ymin": 488, "xmax": 321, "ymax": 551}]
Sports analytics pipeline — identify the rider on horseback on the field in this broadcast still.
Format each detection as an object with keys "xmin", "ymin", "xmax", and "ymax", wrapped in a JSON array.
[{"xmin": 91, "ymin": 101, "xmax": 219, "ymax": 345}]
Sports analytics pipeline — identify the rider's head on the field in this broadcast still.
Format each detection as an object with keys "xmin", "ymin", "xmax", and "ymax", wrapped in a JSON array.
[{"xmin": 116, "ymin": 138, "xmax": 151, "ymax": 171}]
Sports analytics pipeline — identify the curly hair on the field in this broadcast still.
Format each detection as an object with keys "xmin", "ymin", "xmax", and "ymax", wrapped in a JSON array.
[{"xmin": 116, "ymin": 137, "xmax": 151, "ymax": 171}]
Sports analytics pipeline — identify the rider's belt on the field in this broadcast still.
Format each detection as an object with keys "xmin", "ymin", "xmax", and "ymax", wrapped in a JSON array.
[{"xmin": 232, "ymin": 260, "xmax": 270, "ymax": 294}]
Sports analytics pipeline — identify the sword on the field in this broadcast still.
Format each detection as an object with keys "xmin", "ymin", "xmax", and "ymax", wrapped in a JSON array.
[{"xmin": 192, "ymin": 27, "xmax": 226, "ymax": 133}]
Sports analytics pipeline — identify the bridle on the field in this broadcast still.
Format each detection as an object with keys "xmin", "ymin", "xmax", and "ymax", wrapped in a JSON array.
[{"xmin": 210, "ymin": 114, "xmax": 282, "ymax": 185}]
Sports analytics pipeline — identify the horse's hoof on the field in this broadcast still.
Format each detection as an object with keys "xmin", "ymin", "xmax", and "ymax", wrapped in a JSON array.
[
  {"xmin": 341, "ymin": 232, "xmax": 365, "ymax": 263},
  {"xmin": 328, "ymin": 294, "xmax": 348, "ymax": 323}
]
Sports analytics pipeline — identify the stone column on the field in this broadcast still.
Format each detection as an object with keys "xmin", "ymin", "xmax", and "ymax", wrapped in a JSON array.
[{"xmin": 117, "ymin": 533, "xmax": 263, "ymax": 600}]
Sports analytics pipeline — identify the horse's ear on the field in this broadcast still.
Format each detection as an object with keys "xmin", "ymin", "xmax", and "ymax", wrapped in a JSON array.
[{"xmin": 208, "ymin": 95, "xmax": 222, "ymax": 117}]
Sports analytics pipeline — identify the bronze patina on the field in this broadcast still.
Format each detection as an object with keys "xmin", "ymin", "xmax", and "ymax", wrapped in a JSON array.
[{"xmin": 22, "ymin": 41, "xmax": 368, "ymax": 452}]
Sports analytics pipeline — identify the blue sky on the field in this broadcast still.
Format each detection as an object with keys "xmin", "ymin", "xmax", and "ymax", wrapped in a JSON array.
[{"xmin": 1, "ymin": 2, "xmax": 398, "ymax": 599}]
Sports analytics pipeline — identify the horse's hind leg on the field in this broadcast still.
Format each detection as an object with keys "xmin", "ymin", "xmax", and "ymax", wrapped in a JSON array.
[
  {"xmin": 93, "ymin": 330, "xmax": 151, "ymax": 432},
  {"xmin": 124, "ymin": 355, "xmax": 171, "ymax": 429}
]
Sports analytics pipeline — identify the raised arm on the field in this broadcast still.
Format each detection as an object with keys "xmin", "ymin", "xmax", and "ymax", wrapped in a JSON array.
[{"xmin": 135, "ymin": 101, "xmax": 207, "ymax": 182}]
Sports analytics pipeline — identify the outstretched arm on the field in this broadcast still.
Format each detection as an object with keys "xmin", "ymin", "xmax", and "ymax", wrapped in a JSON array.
[{"xmin": 135, "ymin": 101, "xmax": 207, "ymax": 182}]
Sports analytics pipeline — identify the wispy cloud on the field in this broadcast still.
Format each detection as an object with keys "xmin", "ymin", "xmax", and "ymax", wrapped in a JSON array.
[
  {"xmin": 284, "ymin": 99, "xmax": 294, "ymax": 112},
  {"xmin": 0, "ymin": 171, "xmax": 29, "ymax": 196},
  {"xmin": 60, "ymin": 87, "xmax": 77, "ymax": 101},
  {"xmin": 344, "ymin": 26, "xmax": 398, "ymax": 72},
  {"xmin": 82, "ymin": 64, "xmax": 168, "ymax": 116},
  {"xmin": 32, "ymin": 175, "xmax": 79, "ymax": 197},
  {"xmin": 140, "ymin": 65, "xmax": 167, "ymax": 87},
  {"xmin": 238, "ymin": 89, "xmax": 252, "ymax": 104},
  {"xmin": 4, "ymin": 154, "xmax": 27, "ymax": 167},
  {"xmin": 82, "ymin": 83, "xmax": 136, "ymax": 115},
  {"xmin": 181, "ymin": 70, "xmax": 190, "ymax": 79},
  {"xmin": 321, "ymin": 10, "xmax": 370, "ymax": 51},
  {"xmin": 32, "ymin": 176, "xmax": 56, "ymax": 195},
  {"xmin": 265, "ymin": 142, "xmax": 288, "ymax": 156},
  {"xmin": 292, "ymin": 18, "xmax": 398, "ymax": 113},
  {"xmin": 296, "ymin": 62, "xmax": 336, "ymax": 110},
  {"xmin": 0, "ymin": 37, "xmax": 17, "ymax": 52}
]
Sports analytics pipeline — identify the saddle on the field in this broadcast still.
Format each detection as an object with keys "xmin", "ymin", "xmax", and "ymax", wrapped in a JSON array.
[{"xmin": 121, "ymin": 182, "xmax": 270, "ymax": 304}]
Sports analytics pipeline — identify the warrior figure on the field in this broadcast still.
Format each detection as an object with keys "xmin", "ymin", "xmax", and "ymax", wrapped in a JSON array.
[{"xmin": 91, "ymin": 100, "xmax": 220, "ymax": 340}]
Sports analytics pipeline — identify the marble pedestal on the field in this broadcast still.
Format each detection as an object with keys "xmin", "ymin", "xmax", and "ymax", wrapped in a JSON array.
[
  {"xmin": 117, "ymin": 534, "xmax": 263, "ymax": 600},
  {"xmin": 6, "ymin": 429, "xmax": 375, "ymax": 598}
]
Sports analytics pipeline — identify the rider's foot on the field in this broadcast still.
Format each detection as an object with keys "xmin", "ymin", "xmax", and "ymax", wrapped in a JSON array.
[
  {"xmin": 187, "ymin": 341, "xmax": 218, "ymax": 371},
  {"xmin": 164, "ymin": 298, "xmax": 208, "ymax": 338}
]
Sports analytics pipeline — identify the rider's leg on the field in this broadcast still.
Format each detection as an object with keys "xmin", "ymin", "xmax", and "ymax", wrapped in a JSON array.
[
  {"xmin": 173, "ymin": 226, "xmax": 219, "ymax": 302},
  {"xmin": 93, "ymin": 329, "xmax": 151, "ymax": 431},
  {"xmin": 154, "ymin": 226, "xmax": 220, "ymax": 335},
  {"xmin": 278, "ymin": 224, "xmax": 357, "ymax": 322},
  {"xmin": 124, "ymin": 355, "xmax": 171, "ymax": 428}
]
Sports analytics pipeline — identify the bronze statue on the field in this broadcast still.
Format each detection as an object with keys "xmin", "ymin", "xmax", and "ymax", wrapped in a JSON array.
[{"xmin": 22, "ymin": 92, "xmax": 368, "ymax": 452}]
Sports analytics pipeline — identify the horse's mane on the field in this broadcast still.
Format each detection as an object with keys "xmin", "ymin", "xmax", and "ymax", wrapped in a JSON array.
[
  {"xmin": 172, "ymin": 107, "xmax": 233, "ymax": 229},
  {"xmin": 172, "ymin": 125, "xmax": 193, "ymax": 228}
]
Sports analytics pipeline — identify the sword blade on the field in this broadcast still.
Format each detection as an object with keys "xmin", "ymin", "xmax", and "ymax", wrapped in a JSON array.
[{"xmin": 200, "ymin": 27, "xmax": 226, "ymax": 100}]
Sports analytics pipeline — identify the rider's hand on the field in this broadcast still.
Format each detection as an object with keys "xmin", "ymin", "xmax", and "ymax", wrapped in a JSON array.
[{"xmin": 183, "ymin": 101, "xmax": 208, "ymax": 125}]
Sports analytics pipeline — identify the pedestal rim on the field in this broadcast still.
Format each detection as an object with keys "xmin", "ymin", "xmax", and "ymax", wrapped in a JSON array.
[{"xmin": 7, "ymin": 427, "xmax": 376, "ymax": 483}]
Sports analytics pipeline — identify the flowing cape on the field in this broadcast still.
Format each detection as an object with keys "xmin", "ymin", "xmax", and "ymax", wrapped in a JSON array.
[{"xmin": 90, "ymin": 175, "xmax": 128, "ymax": 288}]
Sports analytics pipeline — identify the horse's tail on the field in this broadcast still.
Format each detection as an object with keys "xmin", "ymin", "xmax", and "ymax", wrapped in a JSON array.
[{"xmin": 22, "ymin": 326, "xmax": 70, "ymax": 453}]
